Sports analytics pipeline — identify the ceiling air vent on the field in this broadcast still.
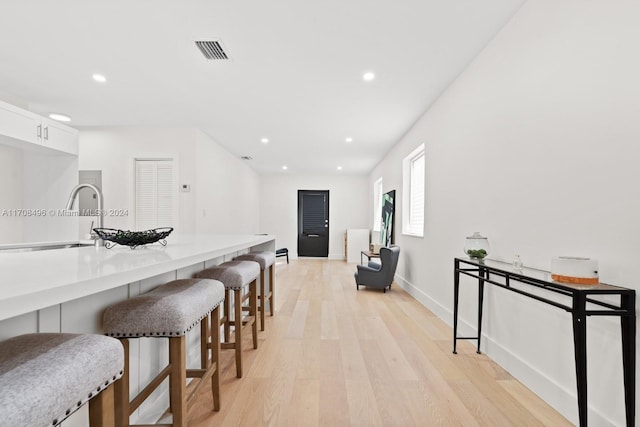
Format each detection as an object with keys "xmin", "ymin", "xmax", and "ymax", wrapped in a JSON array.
[{"xmin": 195, "ymin": 40, "xmax": 229, "ymax": 60}]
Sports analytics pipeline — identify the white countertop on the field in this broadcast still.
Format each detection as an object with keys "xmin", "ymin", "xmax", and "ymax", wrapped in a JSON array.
[{"xmin": 0, "ymin": 233, "xmax": 274, "ymax": 321}]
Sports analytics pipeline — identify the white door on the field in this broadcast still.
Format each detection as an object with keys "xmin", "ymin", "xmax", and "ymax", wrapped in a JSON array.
[{"xmin": 135, "ymin": 159, "xmax": 175, "ymax": 230}]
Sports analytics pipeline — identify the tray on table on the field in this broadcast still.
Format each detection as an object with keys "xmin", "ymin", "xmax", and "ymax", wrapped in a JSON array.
[{"xmin": 93, "ymin": 227, "xmax": 173, "ymax": 249}]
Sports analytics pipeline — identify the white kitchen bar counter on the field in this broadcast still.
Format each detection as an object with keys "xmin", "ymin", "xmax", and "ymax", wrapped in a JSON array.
[
  {"xmin": 0, "ymin": 233, "xmax": 274, "ymax": 322},
  {"xmin": 0, "ymin": 233, "xmax": 275, "ymax": 426}
]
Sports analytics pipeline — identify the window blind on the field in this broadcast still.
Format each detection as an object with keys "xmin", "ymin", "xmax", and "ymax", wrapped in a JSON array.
[
  {"xmin": 402, "ymin": 144, "xmax": 425, "ymax": 237},
  {"xmin": 373, "ymin": 178, "xmax": 383, "ymax": 231},
  {"xmin": 409, "ymin": 152, "xmax": 425, "ymax": 233}
]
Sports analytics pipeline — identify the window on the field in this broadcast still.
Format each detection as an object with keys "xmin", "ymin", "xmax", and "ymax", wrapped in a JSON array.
[
  {"xmin": 372, "ymin": 177, "xmax": 383, "ymax": 231},
  {"xmin": 402, "ymin": 144, "xmax": 425, "ymax": 237}
]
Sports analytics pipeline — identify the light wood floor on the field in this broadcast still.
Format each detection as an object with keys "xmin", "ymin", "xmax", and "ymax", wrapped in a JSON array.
[{"xmin": 188, "ymin": 259, "xmax": 572, "ymax": 426}]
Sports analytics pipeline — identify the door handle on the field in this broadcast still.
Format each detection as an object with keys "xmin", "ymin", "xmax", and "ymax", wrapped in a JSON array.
[{"xmin": 308, "ymin": 234, "xmax": 320, "ymax": 238}]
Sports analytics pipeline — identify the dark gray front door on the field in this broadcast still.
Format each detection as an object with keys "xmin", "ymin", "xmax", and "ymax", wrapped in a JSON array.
[{"xmin": 297, "ymin": 190, "xmax": 329, "ymax": 257}]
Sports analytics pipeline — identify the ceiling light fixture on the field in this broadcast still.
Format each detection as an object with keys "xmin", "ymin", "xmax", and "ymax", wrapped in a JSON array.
[
  {"xmin": 282, "ymin": 165, "xmax": 288, "ymax": 170},
  {"xmin": 48, "ymin": 113, "xmax": 71, "ymax": 122},
  {"xmin": 345, "ymin": 137, "xmax": 353, "ymax": 143},
  {"xmin": 261, "ymin": 138, "xmax": 269, "ymax": 144},
  {"xmin": 92, "ymin": 74, "xmax": 107, "ymax": 83},
  {"xmin": 363, "ymin": 72, "xmax": 375, "ymax": 82},
  {"xmin": 337, "ymin": 166, "xmax": 343, "ymax": 171}
]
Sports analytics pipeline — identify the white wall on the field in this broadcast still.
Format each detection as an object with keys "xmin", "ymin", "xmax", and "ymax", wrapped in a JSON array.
[
  {"xmin": 0, "ymin": 145, "xmax": 23, "ymax": 243},
  {"xmin": 22, "ymin": 151, "xmax": 78, "ymax": 242},
  {"xmin": 195, "ymin": 130, "xmax": 260, "ymax": 234},
  {"xmin": 79, "ymin": 128, "xmax": 197, "ymax": 234},
  {"xmin": 0, "ymin": 144, "xmax": 78, "ymax": 244},
  {"xmin": 370, "ymin": 0, "xmax": 640, "ymax": 425},
  {"xmin": 259, "ymin": 174, "xmax": 369, "ymax": 259},
  {"xmin": 79, "ymin": 128, "xmax": 260, "ymax": 236}
]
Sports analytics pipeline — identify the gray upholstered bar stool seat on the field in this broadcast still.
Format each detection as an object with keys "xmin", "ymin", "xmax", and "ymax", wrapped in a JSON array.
[
  {"xmin": 103, "ymin": 278, "xmax": 225, "ymax": 427},
  {"xmin": 235, "ymin": 251, "xmax": 276, "ymax": 331},
  {"xmin": 0, "ymin": 333, "xmax": 124, "ymax": 427},
  {"xmin": 196, "ymin": 260, "xmax": 259, "ymax": 378}
]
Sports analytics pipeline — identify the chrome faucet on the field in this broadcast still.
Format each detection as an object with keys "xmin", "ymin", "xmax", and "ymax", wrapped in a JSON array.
[{"xmin": 65, "ymin": 183, "xmax": 104, "ymax": 246}]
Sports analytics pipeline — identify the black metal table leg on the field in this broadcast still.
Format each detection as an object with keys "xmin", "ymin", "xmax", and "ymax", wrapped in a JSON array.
[
  {"xmin": 572, "ymin": 293, "xmax": 588, "ymax": 427},
  {"xmin": 620, "ymin": 294, "xmax": 636, "ymax": 427},
  {"xmin": 451, "ymin": 257, "xmax": 635, "ymax": 425},
  {"xmin": 476, "ymin": 266, "xmax": 486, "ymax": 354},
  {"xmin": 453, "ymin": 259, "xmax": 460, "ymax": 354}
]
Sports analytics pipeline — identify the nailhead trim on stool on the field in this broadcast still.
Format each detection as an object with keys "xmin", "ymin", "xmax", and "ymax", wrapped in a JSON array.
[
  {"xmin": 103, "ymin": 278, "xmax": 225, "ymax": 427},
  {"xmin": 0, "ymin": 333, "xmax": 124, "ymax": 427},
  {"xmin": 196, "ymin": 260, "xmax": 259, "ymax": 378},
  {"xmin": 235, "ymin": 251, "xmax": 276, "ymax": 331},
  {"xmin": 103, "ymin": 279, "xmax": 225, "ymax": 338}
]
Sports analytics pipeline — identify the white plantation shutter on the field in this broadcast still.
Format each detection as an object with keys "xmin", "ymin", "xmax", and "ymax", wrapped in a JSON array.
[
  {"xmin": 409, "ymin": 152, "xmax": 424, "ymax": 231},
  {"xmin": 135, "ymin": 161, "xmax": 156, "ymax": 230},
  {"xmin": 135, "ymin": 160, "xmax": 174, "ymax": 230},
  {"xmin": 402, "ymin": 144, "xmax": 425, "ymax": 236},
  {"xmin": 156, "ymin": 162, "xmax": 173, "ymax": 227},
  {"xmin": 373, "ymin": 178, "xmax": 383, "ymax": 231}
]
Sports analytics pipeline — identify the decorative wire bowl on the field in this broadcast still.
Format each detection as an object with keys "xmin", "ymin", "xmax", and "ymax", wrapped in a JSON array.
[{"xmin": 93, "ymin": 227, "xmax": 173, "ymax": 249}]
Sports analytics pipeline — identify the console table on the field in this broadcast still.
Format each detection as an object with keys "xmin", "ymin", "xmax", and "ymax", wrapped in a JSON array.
[{"xmin": 452, "ymin": 257, "xmax": 635, "ymax": 427}]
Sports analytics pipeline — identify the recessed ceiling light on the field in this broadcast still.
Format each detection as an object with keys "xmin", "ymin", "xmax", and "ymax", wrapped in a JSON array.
[
  {"xmin": 48, "ymin": 113, "xmax": 71, "ymax": 122},
  {"xmin": 337, "ymin": 166, "xmax": 343, "ymax": 171},
  {"xmin": 261, "ymin": 138, "xmax": 269, "ymax": 144},
  {"xmin": 345, "ymin": 137, "xmax": 353, "ymax": 143},
  {"xmin": 92, "ymin": 74, "xmax": 107, "ymax": 83},
  {"xmin": 363, "ymin": 72, "xmax": 375, "ymax": 82},
  {"xmin": 282, "ymin": 165, "xmax": 288, "ymax": 170}
]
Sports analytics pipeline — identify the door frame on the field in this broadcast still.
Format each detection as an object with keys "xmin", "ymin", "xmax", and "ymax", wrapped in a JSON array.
[{"xmin": 297, "ymin": 190, "xmax": 330, "ymax": 257}]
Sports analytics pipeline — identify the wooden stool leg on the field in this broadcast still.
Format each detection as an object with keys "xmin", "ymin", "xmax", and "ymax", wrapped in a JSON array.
[
  {"xmin": 234, "ymin": 289, "xmax": 243, "ymax": 378},
  {"xmin": 269, "ymin": 265, "xmax": 275, "ymax": 316},
  {"xmin": 259, "ymin": 269, "xmax": 266, "ymax": 331},
  {"xmin": 250, "ymin": 279, "xmax": 258, "ymax": 350},
  {"xmin": 224, "ymin": 289, "xmax": 231, "ymax": 343},
  {"xmin": 89, "ymin": 383, "xmax": 115, "ymax": 427},
  {"xmin": 211, "ymin": 305, "xmax": 221, "ymax": 411},
  {"xmin": 201, "ymin": 313, "xmax": 210, "ymax": 369},
  {"xmin": 114, "ymin": 339, "xmax": 129, "ymax": 427},
  {"xmin": 169, "ymin": 336, "xmax": 187, "ymax": 427}
]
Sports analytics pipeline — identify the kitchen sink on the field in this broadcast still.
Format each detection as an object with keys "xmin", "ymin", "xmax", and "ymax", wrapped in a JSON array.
[{"xmin": 0, "ymin": 242, "xmax": 96, "ymax": 253}]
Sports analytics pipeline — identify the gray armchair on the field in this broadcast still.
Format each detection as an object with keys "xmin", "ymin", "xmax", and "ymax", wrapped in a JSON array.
[{"xmin": 354, "ymin": 245, "xmax": 400, "ymax": 292}]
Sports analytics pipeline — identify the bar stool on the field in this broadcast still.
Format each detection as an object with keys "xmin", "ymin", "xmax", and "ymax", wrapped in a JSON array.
[
  {"xmin": 102, "ymin": 278, "xmax": 225, "ymax": 427},
  {"xmin": 276, "ymin": 248, "xmax": 289, "ymax": 264},
  {"xmin": 235, "ymin": 251, "xmax": 276, "ymax": 331},
  {"xmin": 0, "ymin": 333, "xmax": 124, "ymax": 427},
  {"xmin": 196, "ymin": 260, "xmax": 259, "ymax": 378}
]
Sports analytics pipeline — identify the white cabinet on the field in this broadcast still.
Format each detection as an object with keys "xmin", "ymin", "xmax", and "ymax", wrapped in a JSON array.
[
  {"xmin": 39, "ymin": 117, "xmax": 78, "ymax": 155},
  {"xmin": 0, "ymin": 101, "xmax": 39, "ymax": 144},
  {"xmin": 0, "ymin": 100, "xmax": 78, "ymax": 156}
]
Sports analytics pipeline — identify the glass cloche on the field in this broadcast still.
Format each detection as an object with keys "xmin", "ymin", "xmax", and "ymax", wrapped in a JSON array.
[{"xmin": 464, "ymin": 232, "xmax": 490, "ymax": 260}]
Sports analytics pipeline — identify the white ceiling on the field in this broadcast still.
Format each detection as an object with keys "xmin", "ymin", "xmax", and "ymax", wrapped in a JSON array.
[{"xmin": 0, "ymin": 0, "xmax": 524, "ymax": 175}]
